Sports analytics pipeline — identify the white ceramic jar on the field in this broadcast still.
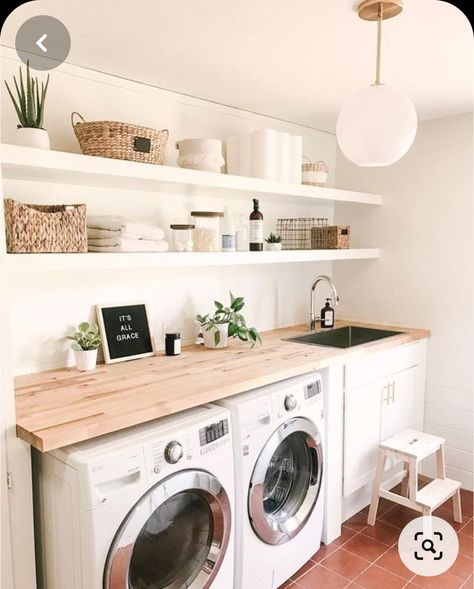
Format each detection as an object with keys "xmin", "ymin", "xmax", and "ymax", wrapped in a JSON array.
[{"xmin": 176, "ymin": 138, "xmax": 225, "ymax": 173}]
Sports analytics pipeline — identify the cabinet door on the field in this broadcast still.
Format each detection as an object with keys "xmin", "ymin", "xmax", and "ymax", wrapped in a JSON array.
[
  {"xmin": 343, "ymin": 379, "xmax": 384, "ymax": 497},
  {"xmin": 382, "ymin": 366, "xmax": 417, "ymax": 440}
]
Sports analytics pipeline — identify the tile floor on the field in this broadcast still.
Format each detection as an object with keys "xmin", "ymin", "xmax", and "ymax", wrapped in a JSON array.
[{"xmin": 279, "ymin": 487, "xmax": 473, "ymax": 589}]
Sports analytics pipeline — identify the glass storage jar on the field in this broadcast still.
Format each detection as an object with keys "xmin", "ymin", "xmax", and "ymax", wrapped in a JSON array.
[
  {"xmin": 170, "ymin": 224, "xmax": 194, "ymax": 252},
  {"xmin": 190, "ymin": 211, "xmax": 223, "ymax": 252}
]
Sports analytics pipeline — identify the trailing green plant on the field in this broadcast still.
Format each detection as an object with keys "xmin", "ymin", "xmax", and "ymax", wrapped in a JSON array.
[
  {"xmin": 196, "ymin": 292, "xmax": 262, "ymax": 347},
  {"xmin": 265, "ymin": 232, "xmax": 282, "ymax": 244},
  {"xmin": 67, "ymin": 322, "xmax": 101, "ymax": 351},
  {"xmin": 4, "ymin": 61, "xmax": 50, "ymax": 129}
]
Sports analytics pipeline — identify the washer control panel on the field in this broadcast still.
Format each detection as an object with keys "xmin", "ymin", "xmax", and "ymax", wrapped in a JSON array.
[
  {"xmin": 164, "ymin": 440, "xmax": 184, "ymax": 464},
  {"xmin": 284, "ymin": 394, "xmax": 298, "ymax": 412}
]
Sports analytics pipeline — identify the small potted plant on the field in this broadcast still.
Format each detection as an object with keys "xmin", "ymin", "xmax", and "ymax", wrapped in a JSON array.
[
  {"xmin": 265, "ymin": 233, "xmax": 282, "ymax": 251},
  {"xmin": 4, "ymin": 60, "xmax": 50, "ymax": 149},
  {"xmin": 196, "ymin": 292, "xmax": 262, "ymax": 349},
  {"xmin": 67, "ymin": 322, "xmax": 101, "ymax": 371}
]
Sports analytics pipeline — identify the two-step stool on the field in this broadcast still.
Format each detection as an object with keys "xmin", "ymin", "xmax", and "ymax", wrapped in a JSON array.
[{"xmin": 368, "ymin": 429, "xmax": 462, "ymax": 525}]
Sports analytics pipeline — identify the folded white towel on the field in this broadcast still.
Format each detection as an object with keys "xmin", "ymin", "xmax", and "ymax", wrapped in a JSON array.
[
  {"xmin": 88, "ymin": 238, "xmax": 169, "ymax": 253},
  {"xmin": 87, "ymin": 216, "xmax": 165, "ymax": 241},
  {"xmin": 88, "ymin": 237, "xmax": 121, "ymax": 247},
  {"xmin": 87, "ymin": 228, "xmax": 120, "ymax": 240}
]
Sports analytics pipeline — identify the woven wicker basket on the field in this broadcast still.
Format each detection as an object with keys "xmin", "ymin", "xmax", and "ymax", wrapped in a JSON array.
[
  {"xmin": 302, "ymin": 157, "xmax": 329, "ymax": 187},
  {"xmin": 4, "ymin": 199, "xmax": 87, "ymax": 253},
  {"xmin": 311, "ymin": 225, "xmax": 351, "ymax": 249},
  {"xmin": 71, "ymin": 112, "xmax": 169, "ymax": 165}
]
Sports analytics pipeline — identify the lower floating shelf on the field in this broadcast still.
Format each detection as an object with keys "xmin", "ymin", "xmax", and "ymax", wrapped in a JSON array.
[{"xmin": 5, "ymin": 248, "xmax": 380, "ymax": 271}]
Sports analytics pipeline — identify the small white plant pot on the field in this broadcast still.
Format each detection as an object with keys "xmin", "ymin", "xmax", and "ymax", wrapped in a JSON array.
[
  {"xmin": 266, "ymin": 242, "xmax": 282, "ymax": 251},
  {"xmin": 14, "ymin": 127, "xmax": 50, "ymax": 150},
  {"xmin": 203, "ymin": 324, "xmax": 229, "ymax": 349},
  {"xmin": 74, "ymin": 349, "xmax": 98, "ymax": 372}
]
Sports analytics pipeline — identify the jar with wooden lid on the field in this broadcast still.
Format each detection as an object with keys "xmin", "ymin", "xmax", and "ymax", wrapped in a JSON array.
[
  {"xmin": 190, "ymin": 211, "xmax": 223, "ymax": 252},
  {"xmin": 170, "ymin": 224, "xmax": 194, "ymax": 252}
]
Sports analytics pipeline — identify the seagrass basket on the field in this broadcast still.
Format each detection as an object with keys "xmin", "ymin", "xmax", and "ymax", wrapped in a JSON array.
[
  {"xmin": 4, "ymin": 199, "xmax": 87, "ymax": 253},
  {"xmin": 71, "ymin": 112, "xmax": 169, "ymax": 164},
  {"xmin": 311, "ymin": 225, "xmax": 351, "ymax": 249}
]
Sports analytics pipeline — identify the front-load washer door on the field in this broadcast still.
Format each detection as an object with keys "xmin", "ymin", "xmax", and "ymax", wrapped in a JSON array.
[
  {"xmin": 104, "ymin": 469, "xmax": 231, "ymax": 589},
  {"xmin": 248, "ymin": 416, "xmax": 323, "ymax": 545}
]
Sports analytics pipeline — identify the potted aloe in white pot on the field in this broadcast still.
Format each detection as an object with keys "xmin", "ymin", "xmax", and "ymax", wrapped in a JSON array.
[
  {"xmin": 196, "ymin": 292, "xmax": 261, "ymax": 349},
  {"xmin": 67, "ymin": 322, "xmax": 102, "ymax": 371},
  {"xmin": 4, "ymin": 60, "xmax": 50, "ymax": 149}
]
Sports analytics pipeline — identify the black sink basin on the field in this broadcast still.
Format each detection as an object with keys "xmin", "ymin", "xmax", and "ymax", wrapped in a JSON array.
[{"xmin": 286, "ymin": 325, "xmax": 402, "ymax": 349}]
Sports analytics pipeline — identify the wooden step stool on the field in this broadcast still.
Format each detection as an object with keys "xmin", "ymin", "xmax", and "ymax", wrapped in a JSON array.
[{"xmin": 367, "ymin": 429, "xmax": 462, "ymax": 525}]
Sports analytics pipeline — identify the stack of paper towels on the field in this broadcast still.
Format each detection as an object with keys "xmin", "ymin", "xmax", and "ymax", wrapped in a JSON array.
[{"xmin": 226, "ymin": 129, "xmax": 302, "ymax": 183}]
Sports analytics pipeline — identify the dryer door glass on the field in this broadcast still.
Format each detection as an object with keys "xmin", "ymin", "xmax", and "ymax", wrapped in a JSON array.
[
  {"xmin": 104, "ymin": 470, "xmax": 231, "ymax": 589},
  {"xmin": 248, "ymin": 417, "xmax": 323, "ymax": 545}
]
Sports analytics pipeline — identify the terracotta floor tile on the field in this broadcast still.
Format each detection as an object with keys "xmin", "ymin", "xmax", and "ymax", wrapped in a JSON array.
[
  {"xmin": 411, "ymin": 570, "xmax": 465, "ymax": 589},
  {"xmin": 354, "ymin": 564, "xmax": 406, "ymax": 589},
  {"xmin": 362, "ymin": 521, "xmax": 402, "ymax": 547},
  {"xmin": 311, "ymin": 542, "xmax": 339, "ymax": 563},
  {"xmin": 449, "ymin": 553, "xmax": 474, "ymax": 580},
  {"xmin": 321, "ymin": 548, "xmax": 371, "ymax": 580},
  {"xmin": 375, "ymin": 546, "xmax": 415, "ymax": 580},
  {"xmin": 345, "ymin": 511, "xmax": 369, "ymax": 533},
  {"xmin": 278, "ymin": 580, "xmax": 294, "ymax": 588},
  {"xmin": 380, "ymin": 506, "xmax": 419, "ymax": 529},
  {"xmin": 332, "ymin": 525, "xmax": 359, "ymax": 547},
  {"xmin": 290, "ymin": 559, "xmax": 316, "ymax": 581},
  {"xmin": 460, "ymin": 520, "xmax": 473, "ymax": 538},
  {"xmin": 458, "ymin": 533, "xmax": 473, "ymax": 558},
  {"xmin": 294, "ymin": 564, "xmax": 349, "ymax": 589},
  {"xmin": 343, "ymin": 533, "xmax": 390, "ymax": 562},
  {"xmin": 460, "ymin": 575, "xmax": 473, "ymax": 588}
]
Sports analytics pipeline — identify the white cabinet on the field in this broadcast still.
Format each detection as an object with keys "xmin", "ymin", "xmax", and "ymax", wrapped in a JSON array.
[{"xmin": 343, "ymin": 359, "xmax": 418, "ymax": 497}]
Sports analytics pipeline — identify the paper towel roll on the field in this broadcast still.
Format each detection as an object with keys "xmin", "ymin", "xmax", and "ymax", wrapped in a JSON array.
[
  {"xmin": 289, "ymin": 135, "xmax": 303, "ymax": 183},
  {"xmin": 226, "ymin": 136, "xmax": 240, "ymax": 175},
  {"xmin": 238, "ymin": 133, "xmax": 253, "ymax": 177},
  {"xmin": 277, "ymin": 131, "xmax": 291, "ymax": 182},
  {"xmin": 251, "ymin": 128, "xmax": 278, "ymax": 180}
]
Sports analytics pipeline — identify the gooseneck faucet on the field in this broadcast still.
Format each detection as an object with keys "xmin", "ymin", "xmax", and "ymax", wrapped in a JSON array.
[{"xmin": 309, "ymin": 275, "xmax": 340, "ymax": 331}]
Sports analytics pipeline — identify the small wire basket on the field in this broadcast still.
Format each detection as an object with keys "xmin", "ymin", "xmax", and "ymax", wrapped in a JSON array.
[{"xmin": 276, "ymin": 218, "xmax": 328, "ymax": 250}]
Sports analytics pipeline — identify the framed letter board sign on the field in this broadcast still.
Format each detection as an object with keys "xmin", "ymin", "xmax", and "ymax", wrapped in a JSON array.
[{"xmin": 96, "ymin": 302, "xmax": 154, "ymax": 364}]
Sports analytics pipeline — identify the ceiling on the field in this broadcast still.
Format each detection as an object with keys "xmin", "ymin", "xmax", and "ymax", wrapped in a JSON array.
[{"xmin": 2, "ymin": 0, "xmax": 473, "ymax": 132}]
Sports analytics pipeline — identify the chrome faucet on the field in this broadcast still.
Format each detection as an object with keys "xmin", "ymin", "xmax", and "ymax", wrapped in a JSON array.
[{"xmin": 309, "ymin": 275, "xmax": 340, "ymax": 331}]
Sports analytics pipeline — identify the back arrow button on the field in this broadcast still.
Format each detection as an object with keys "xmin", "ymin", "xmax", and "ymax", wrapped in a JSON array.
[{"xmin": 36, "ymin": 34, "xmax": 48, "ymax": 53}]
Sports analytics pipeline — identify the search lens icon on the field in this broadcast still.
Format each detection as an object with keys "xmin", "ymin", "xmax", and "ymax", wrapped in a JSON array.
[{"xmin": 421, "ymin": 539, "xmax": 436, "ymax": 553}]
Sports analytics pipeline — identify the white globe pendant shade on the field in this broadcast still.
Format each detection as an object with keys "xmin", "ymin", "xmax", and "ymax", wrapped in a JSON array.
[{"xmin": 336, "ymin": 84, "xmax": 417, "ymax": 167}]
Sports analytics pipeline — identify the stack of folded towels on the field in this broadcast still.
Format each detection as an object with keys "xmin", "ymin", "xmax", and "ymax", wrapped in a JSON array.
[{"xmin": 87, "ymin": 216, "xmax": 169, "ymax": 252}]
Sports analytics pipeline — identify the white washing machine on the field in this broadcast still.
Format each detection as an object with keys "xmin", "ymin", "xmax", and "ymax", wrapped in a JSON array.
[
  {"xmin": 34, "ymin": 405, "xmax": 234, "ymax": 589},
  {"xmin": 217, "ymin": 372, "xmax": 325, "ymax": 589}
]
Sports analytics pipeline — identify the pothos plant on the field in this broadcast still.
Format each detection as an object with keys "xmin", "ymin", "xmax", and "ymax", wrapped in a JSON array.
[
  {"xmin": 196, "ymin": 292, "xmax": 262, "ymax": 347},
  {"xmin": 67, "ymin": 322, "xmax": 102, "ymax": 351}
]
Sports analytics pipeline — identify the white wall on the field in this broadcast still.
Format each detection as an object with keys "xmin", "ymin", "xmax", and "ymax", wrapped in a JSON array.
[
  {"xmin": 1, "ymin": 47, "xmax": 341, "ymax": 374},
  {"xmin": 334, "ymin": 113, "xmax": 473, "ymax": 490}
]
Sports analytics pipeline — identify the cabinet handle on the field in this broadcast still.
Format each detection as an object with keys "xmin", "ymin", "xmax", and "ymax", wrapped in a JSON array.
[
  {"xmin": 388, "ymin": 381, "xmax": 395, "ymax": 404},
  {"xmin": 382, "ymin": 384, "xmax": 390, "ymax": 405}
]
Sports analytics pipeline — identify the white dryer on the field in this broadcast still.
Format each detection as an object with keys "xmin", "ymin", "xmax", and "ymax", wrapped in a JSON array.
[
  {"xmin": 217, "ymin": 372, "xmax": 325, "ymax": 589},
  {"xmin": 34, "ymin": 405, "xmax": 234, "ymax": 589}
]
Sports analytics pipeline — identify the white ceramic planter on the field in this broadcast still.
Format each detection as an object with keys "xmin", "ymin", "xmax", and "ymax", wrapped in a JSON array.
[
  {"xmin": 203, "ymin": 323, "xmax": 229, "ymax": 349},
  {"xmin": 266, "ymin": 242, "xmax": 282, "ymax": 251},
  {"xmin": 74, "ymin": 349, "xmax": 98, "ymax": 371},
  {"xmin": 14, "ymin": 127, "xmax": 50, "ymax": 150}
]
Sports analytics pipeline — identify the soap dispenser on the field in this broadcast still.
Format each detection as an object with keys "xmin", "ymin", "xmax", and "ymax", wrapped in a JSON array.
[{"xmin": 320, "ymin": 298, "xmax": 335, "ymax": 329}]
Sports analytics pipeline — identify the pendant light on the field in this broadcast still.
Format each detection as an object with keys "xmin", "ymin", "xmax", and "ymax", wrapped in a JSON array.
[{"xmin": 336, "ymin": 0, "xmax": 417, "ymax": 167}]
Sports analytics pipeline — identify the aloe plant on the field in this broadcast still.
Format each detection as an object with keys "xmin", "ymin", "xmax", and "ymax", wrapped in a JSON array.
[
  {"xmin": 4, "ymin": 61, "xmax": 50, "ymax": 129},
  {"xmin": 67, "ymin": 322, "xmax": 101, "ymax": 351}
]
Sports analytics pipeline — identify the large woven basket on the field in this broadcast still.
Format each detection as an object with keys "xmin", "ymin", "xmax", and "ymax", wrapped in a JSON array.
[
  {"xmin": 4, "ymin": 199, "xmax": 87, "ymax": 253},
  {"xmin": 71, "ymin": 112, "xmax": 169, "ymax": 165}
]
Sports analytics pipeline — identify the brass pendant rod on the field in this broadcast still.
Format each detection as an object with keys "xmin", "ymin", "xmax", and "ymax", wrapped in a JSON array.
[{"xmin": 375, "ymin": 2, "xmax": 384, "ymax": 84}]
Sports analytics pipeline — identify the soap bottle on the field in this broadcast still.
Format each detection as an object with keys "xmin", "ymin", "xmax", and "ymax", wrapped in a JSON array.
[
  {"xmin": 221, "ymin": 206, "xmax": 236, "ymax": 252},
  {"xmin": 249, "ymin": 198, "xmax": 263, "ymax": 251},
  {"xmin": 320, "ymin": 298, "xmax": 334, "ymax": 329}
]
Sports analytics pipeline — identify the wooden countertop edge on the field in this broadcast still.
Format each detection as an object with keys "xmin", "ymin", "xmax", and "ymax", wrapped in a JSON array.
[{"xmin": 14, "ymin": 321, "xmax": 430, "ymax": 452}]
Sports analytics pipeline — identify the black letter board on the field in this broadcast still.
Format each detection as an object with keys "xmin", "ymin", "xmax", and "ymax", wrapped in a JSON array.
[{"xmin": 96, "ymin": 303, "xmax": 154, "ymax": 364}]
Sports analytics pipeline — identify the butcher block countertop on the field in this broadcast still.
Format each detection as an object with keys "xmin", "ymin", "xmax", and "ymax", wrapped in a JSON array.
[{"xmin": 15, "ymin": 321, "xmax": 429, "ymax": 452}]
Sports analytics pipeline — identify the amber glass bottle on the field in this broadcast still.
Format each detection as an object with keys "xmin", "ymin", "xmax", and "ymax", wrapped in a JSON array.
[{"xmin": 249, "ymin": 198, "xmax": 263, "ymax": 251}]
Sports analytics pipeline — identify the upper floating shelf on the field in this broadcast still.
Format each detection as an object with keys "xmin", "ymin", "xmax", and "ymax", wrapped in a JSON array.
[{"xmin": 0, "ymin": 144, "xmax": 382, "ymax": 206}]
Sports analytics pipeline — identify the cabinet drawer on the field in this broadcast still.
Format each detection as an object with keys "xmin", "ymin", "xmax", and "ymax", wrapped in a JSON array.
[{"xmin": 345, "ymin": 341, "xmax": 422, "ymax": 390}]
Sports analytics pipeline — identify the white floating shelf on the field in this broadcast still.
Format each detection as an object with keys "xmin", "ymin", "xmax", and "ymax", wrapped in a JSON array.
[
  {"xmin": 5, "ymin": 249, "xmax": 380, "ymax": 272},
  {"xmin": 1, "ymin": 144, "xmax": 382, "ymax": 206}
]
